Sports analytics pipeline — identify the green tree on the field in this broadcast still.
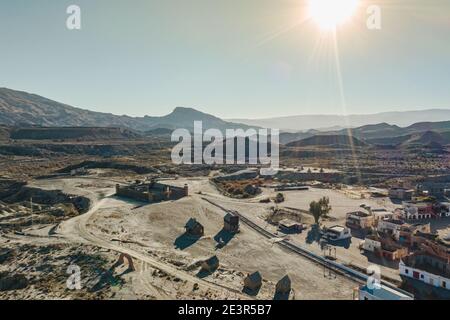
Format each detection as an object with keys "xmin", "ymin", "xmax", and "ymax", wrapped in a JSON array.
[
  {"xmin": 274, "ymin": 193, "xmax": 285, "ymax": 203},
  {"xmin": 309, "ymin": 197, "xmax": 332, "ymax": 224},
  {"xmin": 318, "ymin": 196, "xmax": 332, "ymax": 215},
  {"xmin": 309, "ymin": 201, "xmax": 322, "ymax": 225}
]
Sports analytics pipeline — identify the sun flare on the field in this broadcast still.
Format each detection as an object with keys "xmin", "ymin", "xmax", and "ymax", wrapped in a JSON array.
[{"xmin": 308, "ymin": 0, "xmax": 360, "ymax": 30}]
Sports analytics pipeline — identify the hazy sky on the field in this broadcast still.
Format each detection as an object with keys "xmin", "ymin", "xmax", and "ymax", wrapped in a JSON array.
[{"xmin": 1, "ymin": 0, "xmax": 450, "ymax": 118}]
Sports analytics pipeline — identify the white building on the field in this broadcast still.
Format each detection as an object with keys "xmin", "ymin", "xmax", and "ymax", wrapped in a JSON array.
[
  {"xmin": 346, "ymin": 211, "xmax": 375, "ymax": 230},
  {"xmin": 372, "ymin": 210, "xmax": 394, "ymax": 223},
  {"xmin": 323, "ymin": 225, "xmax": 352, "ymax": 241},
  {"xmin": 400, "ymin": 254, "xmax": 450, "ymax": 290},
  {"xmin": 377, "ymin": 219, "xmax": 404, "ymax": 238},
  {"xmin": 402, "ymin": 202, "xmax": 434, "ymax": 220},
  {"xmin": 362, "ymin": 235, "xmax": 382, "ymax": 252},
  {"xmin": 357, "ymin": 284, "xmax": 413, "ymax": 300}
]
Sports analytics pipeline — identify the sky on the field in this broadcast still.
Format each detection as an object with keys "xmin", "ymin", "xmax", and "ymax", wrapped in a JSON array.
[{"xmin": 0, "ymin": 0, "xmax": 450, "ymax": 119}]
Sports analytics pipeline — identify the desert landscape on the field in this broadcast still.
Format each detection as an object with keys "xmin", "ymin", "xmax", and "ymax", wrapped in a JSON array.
[
  {"xmin": 2, "ymin": 1, "xmax": 450, "ymax": 304},
  {"xmin": 1, "ymin": 88, "xmax": 449, "ymax": 300}
]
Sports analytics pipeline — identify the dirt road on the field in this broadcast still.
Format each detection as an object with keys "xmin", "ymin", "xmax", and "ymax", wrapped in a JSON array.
[{"xmin": 48, "ymin": 179, "xmax": 250, "ymax": 299}]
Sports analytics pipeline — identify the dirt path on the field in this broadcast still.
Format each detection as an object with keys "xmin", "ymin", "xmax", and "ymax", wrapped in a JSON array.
[{"xmin": 52, "ymin": 180, "xmax": 249, "ymax": 299}]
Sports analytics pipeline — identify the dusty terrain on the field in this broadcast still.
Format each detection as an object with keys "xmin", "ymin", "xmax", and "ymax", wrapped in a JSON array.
[
  {"xmin": 1, "ymin": 171, "xmax": 364, "ymax": 300},
  {"xmin": 2, "ymin": 164, "xmax": 448, "ymax": 300}
]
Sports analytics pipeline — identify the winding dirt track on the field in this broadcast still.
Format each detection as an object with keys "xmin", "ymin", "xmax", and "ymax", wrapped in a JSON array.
[{"xmin": 55, "ymin": 188, "xmax": 249, "ymax": 300}]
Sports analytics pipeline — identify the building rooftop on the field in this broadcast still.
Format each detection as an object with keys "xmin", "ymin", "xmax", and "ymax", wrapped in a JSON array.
[
  {"xmin": 247, "ymin": 271, "xmax": 262, "ymax": 283},
  {"xmin": 326, "ymin": 225, "xmax": 347, "ymax": 234},
  {"xmin": 204, "ymin": 255, "xmax": 219, "ymax": 267},
  {"xmin": 347, "ymin": 211, "xmax": 371, "ymax": 218},
  {"xmin": 124, "ymin": 180, "xmax": 181, "ymax": 192},
  {"xmin": 382, "ymin": 219, "xmax": 405, "ymax": 225},
  {"xmin": 277, "ymin": 275, "xmax": 291, "ymax": 287},
  {"xmin": 224, "ymin": 212, "xmax": 238, "ymax": 222},
  {"xmin": 404, "ymin": 201, "xmax": 433, "ymax": 207},
  {"xmin": 415, "ymin": 231, "xmax": 439, "ymax": 241},
  {"xmin": 360, "ymin": 285, "xmax": 413, "ymax": 300},
  {"xmin": 381, "ymin": 243, "xmax": 404, "ymax": 253},
  {"xmin": 279, "ymin": 219, "xmax": 301, "ymax": 228},
  {"xmin": 403, "ymin": 253, "xmax": 450, "ymax": 278},
  {"xmin": 185, "ymin": 218, "xmax": 202, "ymax": 229}
]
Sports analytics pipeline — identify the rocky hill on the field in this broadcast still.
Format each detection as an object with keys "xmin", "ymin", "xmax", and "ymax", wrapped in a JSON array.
[
  {"xmin": 231, "ymin": 109, "xmax": 450, "ymax": 131},
  {"xmin": 286, "ymin": 134, "xmax": 367, "ymax": 148},
  {"xmin": 0, "ymin": 88, "xmax": 254, "ymax": 132},
  {"xmin": 9, "ymin": 127, "xmax": 141, "ymax": 141}
]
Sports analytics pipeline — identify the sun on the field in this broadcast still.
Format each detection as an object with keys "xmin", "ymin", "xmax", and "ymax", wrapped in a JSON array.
[{"xmin": 308, "ymin": 0, "xmax": 360, "ymax": 30}]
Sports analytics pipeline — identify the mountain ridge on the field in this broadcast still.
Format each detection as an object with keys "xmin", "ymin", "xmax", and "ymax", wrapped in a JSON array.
[
  {"xmin": 286, "ymin": 134, "xmax": 367, "ymax": 148},
  {"xmin": 1, "ymin": 87, "xmax": 450, "ymax": 148},
  {"xmin": 230, "ymin": 109, "xmax": 450, "ymax": 131},
  {"xmin": 0, "ymin": 88, "xmax": 254, "ymax": 132}
]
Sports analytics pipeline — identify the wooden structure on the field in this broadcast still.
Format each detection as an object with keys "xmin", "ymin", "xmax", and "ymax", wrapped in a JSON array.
[
  {"xmin": 201, "ymin": 256, "xmax": 219, "ymax": 273},
  {"xmin": 116, "ymin": 180, "xmax": 188, "ymax": 203},
  {"xmin": 278, "ymin": 219, "xmax": 303, "ymax": 234},
  {"xmin": 275, "ymin": 275, "xmax": 291, "ymax": 295},
  {"xmin": 224, "ymin": 212, "xmax": 239, "ymax": 233},
  {"xmin": 244, "ymin": 271, "xmax": 262, "ymax": 291},
  {"xmin": 185, "ymin": 218, "xmax": 204, "ymax": 237}
]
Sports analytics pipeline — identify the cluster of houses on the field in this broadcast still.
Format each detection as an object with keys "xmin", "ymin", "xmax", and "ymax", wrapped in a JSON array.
[
  {"xmin": 345, "ymin": 203, "xmax": 450, "ymax": 292},
  {"xmin": 183, "ymin": 215, "xmax": 238, "ymax": 279},
  {"xmin": 243, "ymin": 272, "xmax": 292, "ymax": 298},
  {"xmin": 183, "ymin": 214, "xmax": 293, "ymax": 298},
  {"xmin": 388, "ymin": 185, "xmax": 450, "ymax": 220},
  {"xmin": 184, "ymin": 212, "xmax": 240, "ymax": 238},
  {"xmin": 389, "ymin": 182, "xmax": 450, "ymax": 200}
]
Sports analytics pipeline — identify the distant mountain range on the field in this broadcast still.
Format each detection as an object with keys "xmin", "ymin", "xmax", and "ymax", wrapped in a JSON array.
[
  {"xmin": 281, "ymin": 122, "xmax": 450, "ymax": 148},
  {"xmin": 0, "ymin": 88, "xmax": 253, "ymax": 132},
  {"xmin": 1, "ymin": 87, "xmax": 450, "ymax": 148},
  {"xmin": 286, "ymin": 134, "xmax": 367, "ymax": 148},
  {"xmin": 230, "ymin": 109, "xmax": 450, "ymax": 131}
]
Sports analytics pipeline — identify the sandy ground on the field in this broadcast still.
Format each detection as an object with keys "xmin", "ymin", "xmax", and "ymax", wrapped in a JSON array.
[
  {"xmin": 2, "ymin": 176, "xmax": 243, "ymax": 300},
  {"xmin": 163, "ymin": 180, "xmax": 410, "ymax": 282},
  {"xmin": 1, "ymin": 174, "xmax": 366, "ymax": 300},
  {"xmin": 4, "ymin": 172, "xmax": 427, "ymax": 300},
  {"xmin": 88, "ymin": 194, "xmax": 358, "ymax": 300},
  {"xmin": 280, "ymin": 187, "xmax": 400, "ymax": 222},
  {"xmin": 0, "ymin": 236, "xmax": 135, "ymax": 300}
]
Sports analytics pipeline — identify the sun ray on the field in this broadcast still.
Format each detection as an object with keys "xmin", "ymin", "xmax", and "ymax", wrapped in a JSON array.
[
  {"xmin": 255, "ymin": 15, "xmax": 310, "ymax": 48},
  {"xmin": 331, "ymin": 29, "xmax": 362, "ymax": 183}
]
